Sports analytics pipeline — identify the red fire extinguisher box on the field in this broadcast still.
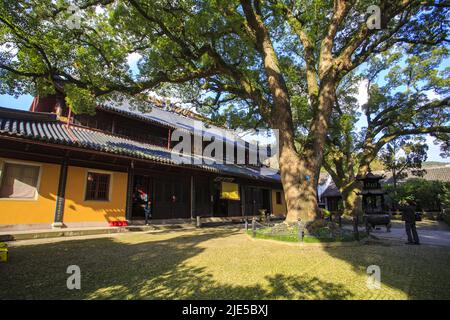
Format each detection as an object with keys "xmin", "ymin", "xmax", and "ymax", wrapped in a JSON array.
[{"xmin": 108, "ymin": 221, "xmax": 128, "ymax": 227}]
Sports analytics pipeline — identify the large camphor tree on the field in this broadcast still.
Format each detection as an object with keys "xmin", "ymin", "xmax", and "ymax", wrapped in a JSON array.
[{"xmin": 1, "ymin": 0, "xmax": 448, "ymax": 222}]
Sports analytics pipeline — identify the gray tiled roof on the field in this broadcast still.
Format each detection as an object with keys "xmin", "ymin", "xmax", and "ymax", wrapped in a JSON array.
[
  {"xmin": 382, "ymin": 166, "xmax": 450, "ymax": 184},
  {"xmin": 100, "ymin": 100, "xmax": 248, "ymax": 147},
  {"xmin": 320, "ymin": 182, "xmax": 341, "ymax": 198},
  {"xmin": 0, "ymin": 107, "xmax": 281, "ymax": 183},
  {"xmin": 320, "ymin": 165, "xmax": 450, "ymax": 199}
]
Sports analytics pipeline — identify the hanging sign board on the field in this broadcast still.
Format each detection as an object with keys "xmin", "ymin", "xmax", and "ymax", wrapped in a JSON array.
[{"xmin": 220, "ymin": 182, "xmax": 240, "ymax": 200}]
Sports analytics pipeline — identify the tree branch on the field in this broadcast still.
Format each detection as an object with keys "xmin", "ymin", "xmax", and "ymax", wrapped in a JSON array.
[{"xmin": 376, "ymin": 126, "xmax": 450, "ymax": 151}]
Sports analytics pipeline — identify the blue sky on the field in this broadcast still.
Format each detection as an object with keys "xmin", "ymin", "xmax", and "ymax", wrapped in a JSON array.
[
  {"xmin": 0, "ymin": 94, "xmax": 33, "ymax": 110},
  {"xmin": 354, "ymin": 81, "xmax": 448, "ymax": 163}
]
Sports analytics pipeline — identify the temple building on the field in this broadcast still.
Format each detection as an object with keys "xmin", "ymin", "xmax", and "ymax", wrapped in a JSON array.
[{"xmin": 0, "ymin": 95, "xmax": 286, "ymax": 231}]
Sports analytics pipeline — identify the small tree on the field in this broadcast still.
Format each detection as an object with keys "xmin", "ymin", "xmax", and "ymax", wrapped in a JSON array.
[
  {"xmin": 380, "ymin": 139, "xmax": 428, "ymax": 190},
  {"xmin": 384, "ymin": 180, "xmax": 450, "ymax": 212}
]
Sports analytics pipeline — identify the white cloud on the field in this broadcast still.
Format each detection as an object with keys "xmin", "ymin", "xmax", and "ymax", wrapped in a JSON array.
[
  {"xmin": 424, "ymin": 135, "xmax": 448, "ymax": 162},
  {"xmin": 356, "ymin": 78, "xmax": 369, "ymax": 107},
  {"xmin": 425, "ymin": 90, "xmax": 441, "ymax": 101},
  {"xmin": 95, "ymin": 5, "xmax": 106, "ymax": 15},
  {"xmin": 352, "ymin": 79, "xmax": 369, "ymax": 131},
  {"xmin": 126, "ymin": 52, "xmax": 142, "ymax": 65},
  {"xmin": 0, "ymin": 43, "xmax": 18, "ymax": 57}
]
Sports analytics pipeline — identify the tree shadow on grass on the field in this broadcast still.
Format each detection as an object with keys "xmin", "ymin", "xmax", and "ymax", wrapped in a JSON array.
[
  {"xmin": 86, "ymin": 264, "xmax": 352, "ymax": 300},
  {"xmin": 1, "ymin": 228, "xmax": 352, "ymax": 300},
  {"xmin": 320, "ymin": 240, "xmax": 450, "ymax": 299}
]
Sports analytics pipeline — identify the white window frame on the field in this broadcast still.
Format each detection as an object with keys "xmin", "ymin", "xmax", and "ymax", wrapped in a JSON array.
[
  {"xmin": 0, "ymin": 158, "xmax": 43, "ymax": 201},
  {"xmin": 83, "ymin": 168, "xmax": 113, "ymax": 202}
]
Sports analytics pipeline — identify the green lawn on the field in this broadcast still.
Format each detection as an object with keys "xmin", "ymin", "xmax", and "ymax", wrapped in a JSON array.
[{"xmin": 1, "ymin": 227, "xmax": 450, "ymax": 299}]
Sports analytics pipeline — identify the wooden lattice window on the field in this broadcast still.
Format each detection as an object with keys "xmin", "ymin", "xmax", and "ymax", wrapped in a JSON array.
[{"xmin": 85, "ymin": 172, "xmax": 110, "ymax": 201}]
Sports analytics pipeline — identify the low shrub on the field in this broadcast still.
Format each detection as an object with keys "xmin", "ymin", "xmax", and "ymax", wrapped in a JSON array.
[
  {"xmin": 443, "ymin": 209, "xmax": 450, "ymax": 226},
  {"xmin": 320, "ymin": 208, "xmax": 331, "ymax": 219},
  {"xmin": 305, "ymin": 220, "xmax": 344, "ymax": 238},
  {"xmin": 248, "ymin": 220, "xmax": 367, "ymax": 243}
]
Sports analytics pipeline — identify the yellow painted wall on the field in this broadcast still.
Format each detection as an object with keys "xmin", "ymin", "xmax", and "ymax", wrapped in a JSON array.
[
  {"xmin": 63, "ymin": 166, "xmax": 127, "ymax": 222},
  {"xmin": 271, "ymin": 189, "xmax": 287, "ymax": 216},
  {"xmin": 0, "ymin": 158, "xmax": 59, "ymax": 225}
]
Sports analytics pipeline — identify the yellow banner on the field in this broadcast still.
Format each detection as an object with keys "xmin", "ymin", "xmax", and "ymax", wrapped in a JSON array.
[{"xmin": 221, "ymin": 182, "xmax": 240, "ymax": 200}]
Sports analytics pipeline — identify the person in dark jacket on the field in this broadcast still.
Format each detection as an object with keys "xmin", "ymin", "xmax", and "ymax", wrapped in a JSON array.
[
  {"xmin": 401, "ymin": 200, "xmax": 420, "ymax": 245},
  {"xmin": 134, "ymin": 185, "xmax": 151, "ymax": 225}
]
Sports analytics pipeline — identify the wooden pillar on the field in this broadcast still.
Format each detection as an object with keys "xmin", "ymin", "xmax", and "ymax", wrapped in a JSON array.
[
  {"xmin": 210, "ymin": 179, "xmax": 214, "ymax": 217},
  {"xmin": 125, "ymin": 161, "xmax": 134, "ymax": 221},
  {"xmin": 190, "ymin": 175, "xmax": 195, "ymax": 220},
  {"xmin": 240, "ymin": 184, "xmax": 245, "ymax": 217},
  {"xmin": 268, "ymin": 188, "xmax": 273, "ymax": 216},
  {"xmin": 53, "ymin": 157, "xmax": 68, "ymax": 228},
  {"xmin": 111, "ymin": 116, "xmax": 116, "ymax": 134},
  {"xmin": 167, "ymin": 129, "xmax": 172, "ymax": 149}
]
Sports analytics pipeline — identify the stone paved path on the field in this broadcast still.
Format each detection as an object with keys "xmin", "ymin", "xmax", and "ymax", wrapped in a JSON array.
[{"xmin": 370, "ymin": 220, "xmax": 450, "ymax": 247}]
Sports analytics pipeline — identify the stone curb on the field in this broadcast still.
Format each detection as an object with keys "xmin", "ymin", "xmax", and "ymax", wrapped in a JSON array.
[{"xmin": 0, "ymin": 224, "xmax": 196, "ymax": 242}]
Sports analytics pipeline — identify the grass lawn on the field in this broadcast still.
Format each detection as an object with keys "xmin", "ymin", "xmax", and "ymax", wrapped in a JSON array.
[{"xmin": 1, "ymin": 227, "xmax": 450, "ymax": 300}]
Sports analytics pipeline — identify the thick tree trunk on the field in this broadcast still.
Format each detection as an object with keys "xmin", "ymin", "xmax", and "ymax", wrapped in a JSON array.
[
  {"xmin": 309, "ymin": 78, "xmax": 336, "ymax": 171},
  {"xmin": 284, "ymin": 77, "xmax": 337, "ymax": 222},
  {"xmin": 278, "ymin": 78, "xmax": 336, "ymax": 223},
  {"xmin": 340, "ymin": 183, "xmax": 362, "ymax": 217},
  {"xmin": 278, "ymin": 133, "xmax": 319, "ymax": 223},
  {"xmin": 241, "ymin": 1, "xmax": 331, "ymax": 223},
  {"xmin": 339, "ymin": 158, "xmax": 374, "ymax": 218}
]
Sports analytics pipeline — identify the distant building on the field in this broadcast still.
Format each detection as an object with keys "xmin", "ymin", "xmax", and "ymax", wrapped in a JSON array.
[{"xmin": 319, "ymin": 165, "xmax": 450, "ymax": 211}]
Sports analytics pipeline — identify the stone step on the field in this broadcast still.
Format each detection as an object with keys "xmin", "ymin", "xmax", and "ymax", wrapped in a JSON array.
[
  {"xmin": 0, "ymin": 226, "xmax": 130, "ymax": 242},
  {"xmin": 0, "ymin": 216, "xmax": 280, "ymax": 242},
  {"xmin": 0, "ymin": 223, "xmax": 199, "ymax": 242}
]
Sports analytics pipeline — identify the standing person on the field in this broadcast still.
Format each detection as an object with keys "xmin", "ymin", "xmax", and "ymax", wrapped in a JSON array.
[
  {"xmin": 144, "ymin": 198, "xmax": 152, "ymax": 225},
  {"xmin": 135, "ymin": 185, "xmax": 151, "ymax": 225},
  {"xmin": 401, "ymin": 199, "xmax": 420, "ymax": 245}
]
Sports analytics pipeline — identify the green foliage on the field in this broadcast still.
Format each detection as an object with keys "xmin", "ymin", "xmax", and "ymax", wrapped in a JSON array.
[
  {"xmin": 323, "ymin": 41, "xmax": 449, "ymax": 211},
  {"xmin": 64, "ymin": 84, "xmax": 96, "ymax": 115},
  {"xmin": 366, "ymin": 47, "xmax": 450, "ymax": 136},
  {"xmin": 250, "ymin": 232, "xmax": 365, "ymax": 243},
  {"xmin": 248, "ymin": 221, "xmax": 366, "ymax": 243},
  {"xmin": 380, "ymin": 138, "xmax": 428, "ymax": 185},
  {"xmin": 1, "ymin": 0, "xmax": 447, "ymax": 123},
  {"xmin": 443, "ymin": 208, "xmax": 450, "ymax": 226},
  {"xmin": 305, "ymin": 220, "xmax": 341, "ymax": 237},
  {"xmin": 441, "ymin": 184, "xmax": 450, "ymax": 209},
  {"xmin": 321, "ymin": 208, "xmax": 331, "ymax": 218},
  {"xmin": 384, "ymin": 179, "xmax": 450, "ymax": 211},
  {"xmin": 0, "ymin": 0, "xmax": 141, "ymax": 113},
  {"xmin": 0, "ymin": 0, "xmax": 447, "ymax": 146}
]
